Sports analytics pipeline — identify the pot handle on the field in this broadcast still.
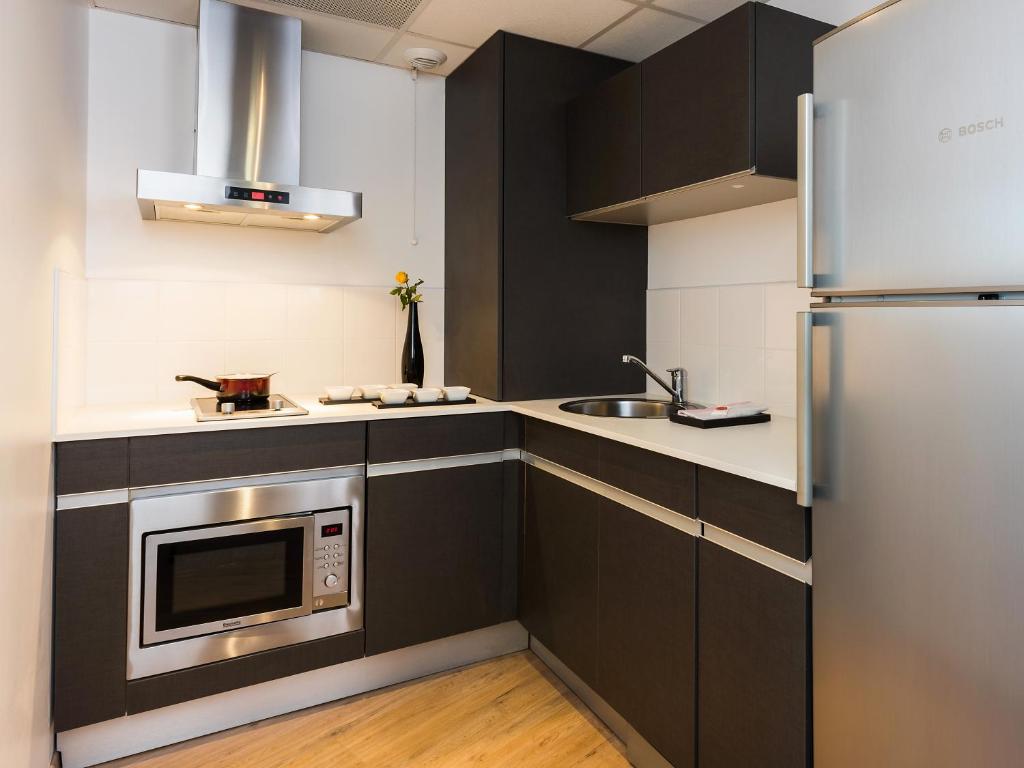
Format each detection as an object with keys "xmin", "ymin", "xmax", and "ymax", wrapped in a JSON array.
[{"xmin": 175, "ymin": 375, "xmax": 222, "ymax": 392}]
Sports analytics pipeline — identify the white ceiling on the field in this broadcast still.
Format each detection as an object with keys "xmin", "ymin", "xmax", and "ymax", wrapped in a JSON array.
[{"xmin": 91, "ymin": 0, "xmax": 853, "ymax": 76}]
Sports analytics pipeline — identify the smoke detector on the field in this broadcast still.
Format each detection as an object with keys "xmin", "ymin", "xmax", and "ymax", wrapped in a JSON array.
[{"xmin": 403, "ymin": 47, "xmax": 448, "ymax": 71}]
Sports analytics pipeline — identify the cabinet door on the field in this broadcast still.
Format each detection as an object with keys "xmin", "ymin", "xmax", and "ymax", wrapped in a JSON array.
[
  {"xmin": 698, "ymin": 541, "xmax": 810, "ymax": 768},
  {"xmin": 520, "ymin": 466, "xmax": 600, "ymax": 688},
  {"xmin": 567, "ymin": 65, "xmax": 642, "ymax": 215},
  {"xmin": 365, "ymin": 463, "xmax": 505, "ymax": 656},
  {"xmin": 642, "ymin": 3, "xmax": 753, "ymax": 196},
  {"xmin": 598, "ymin": 499, "xmax": 696, "ymax": 768},
  {"xmin": 54, "ymin": 504, "xmax": 129, "ymax": 731}
]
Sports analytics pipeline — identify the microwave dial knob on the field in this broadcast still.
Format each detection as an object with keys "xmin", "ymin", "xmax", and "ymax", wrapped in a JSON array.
[{"xmin": 324, "ymin": 573, "xmax": 339, "ymax": 588}]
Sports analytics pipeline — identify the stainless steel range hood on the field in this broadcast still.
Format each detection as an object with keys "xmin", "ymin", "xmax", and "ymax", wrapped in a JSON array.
[{"xmin": 137, "ymin": 0, "xmax": 361, "ymax": 233}]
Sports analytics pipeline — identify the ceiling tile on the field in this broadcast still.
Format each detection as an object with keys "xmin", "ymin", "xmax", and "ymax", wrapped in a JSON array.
[
  {"xmin": 94, "ymin": 0, "xmax": 199, "ymax": 25},
  {"xmin": 234, "ymin": 0, "xmax": 396, "ymax": 59},
  {"xmin": 584, "ymin": 7, "xmax": 702, "ymax": 62},
  {"xmin": 409, "ymin": 0, "xmax": 635, "ymax": 48},
  {"xmin": 376, "ymin": 33, "xmax": 474, "ymax": 76},
  {"xmin": 650, "ymin": 0, "xmax": 750, "ymax": 23}
]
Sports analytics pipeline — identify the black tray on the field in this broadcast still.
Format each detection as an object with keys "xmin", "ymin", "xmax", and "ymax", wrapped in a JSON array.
[
  {"xmin": 669, "ymin": 410, "xmax": 771, "ymax": 429},
  {"xmin": 373, "ymin": 397, "xmax": 477, "ymax": 410},
  {"xmin": 319, "ymin": 396, "xmax": 378, "ymax": 405}
]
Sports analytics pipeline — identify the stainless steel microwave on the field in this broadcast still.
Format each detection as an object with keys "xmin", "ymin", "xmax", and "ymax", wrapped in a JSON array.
[{"xmin": 128, "ymin": 473, "xmax": 364, "ymax": 679}]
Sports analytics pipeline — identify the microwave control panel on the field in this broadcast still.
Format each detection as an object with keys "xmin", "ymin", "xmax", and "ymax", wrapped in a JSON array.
[{"xmin": 312, "ymin": 507, "xmax": 350, "ymax": 610}]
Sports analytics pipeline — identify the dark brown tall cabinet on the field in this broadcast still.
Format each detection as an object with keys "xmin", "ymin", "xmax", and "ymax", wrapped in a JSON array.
[{"xmin": 445, "ymin": 32, "xmax": 648, "ymax": 401}]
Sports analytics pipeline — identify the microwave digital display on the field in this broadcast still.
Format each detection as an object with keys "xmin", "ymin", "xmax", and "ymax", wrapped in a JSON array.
[{"xmin": 321, "ymin": 523, "xmax": 343, "ymax": 538}]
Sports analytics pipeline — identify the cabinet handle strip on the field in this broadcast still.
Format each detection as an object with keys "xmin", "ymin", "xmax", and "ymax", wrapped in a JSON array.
[
  {"xmin": 367, "ymin": 450, "xmax": 517, "ymax": 477},
  {"xmin": 523, "ymin": 451, "xmax": 812, "ymax": 583},
  {"xmin": 522, "ymin": 452, "xmax": 700, "ymax": 538}
]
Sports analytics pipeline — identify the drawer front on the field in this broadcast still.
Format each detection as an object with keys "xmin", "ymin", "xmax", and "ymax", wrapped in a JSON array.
[
  {"xmin": 598, "ymin": 439, "xmax": 695, "ymax": 518},
  {"xmin": 367, "ymin": 413, "xmax": 506, "ymax": 464},
  {"xmin": 126, "ymin": 631, "xmax": 365, "ymax": 714},
  {"xmin": 523, "ymin": 418, "xmax": 601, "ymax": 478},
  {"xmin": 56, "ymin": 438, "xmax": 129, "ymax": 495},
  {"xmin": 698, "ymin": 466, "xmax": 810, "ymax": 561},
  {"xmin": 129, "ymin": 423, "xmax": 366, "ymax": 487}
]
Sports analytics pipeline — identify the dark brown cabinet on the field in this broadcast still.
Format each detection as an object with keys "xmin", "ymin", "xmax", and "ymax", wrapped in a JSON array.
[
  {"xmin": 53, "ymin": 503, "xmax": 129, "ymax": 731},
  {"xmin": 520, "ymin": 465, "xmax": 601, "ymax": 688},
  {"xmin": 698, "ymin": 541, "xmax": 810, "ymax": 768},
  {"xmin": 568, "ymin": 3, "xmax": 832, "ymax": 223},
  {"xmin": 566, "ymin": 64, "xmax": 642, "ymax": 215},
  {"xmin": 598, "ymin": 498, "xmax": 696, "ymax": 768},
  {"xmin": 365, "ymin": 463, "xmax": 508, "ymax": 656},
  {"xmin": 445, "ymin": 32, "xmax": 648, "ymax": 401}
]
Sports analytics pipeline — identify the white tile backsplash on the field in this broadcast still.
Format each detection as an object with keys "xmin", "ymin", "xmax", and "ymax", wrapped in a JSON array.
[
  {"xmin": 646, "ymin": 289, "xmax": 681, "ymax": 347},
  {"xmin": 81, "ymin": 278, "xmax": 445, "ymax": 406},
  {"xmin": 225, "ymin": 284, "xmax": 289, "ymax": 341},
  {"xmin": 680, "ymin": 287, "xmax": 718, "ymax": 346},
  {"xmin": 87, "ymin": 279, "xmax": 158, "ymax": 342},
  {"xmin": 647, "ymin": 281, "xmax": 803, "ymax": 415},
  {"xmin": 157, "ymin": 281, "xmax": 227, "ymax": 342},
  {"xmin": 718, "ymin": 284, "xmax": 764, "ymax": 348}
]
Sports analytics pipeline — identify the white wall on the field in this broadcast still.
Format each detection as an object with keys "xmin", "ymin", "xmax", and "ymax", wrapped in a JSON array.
[
  {"xmin": 71, "ymin": 10, "xmax": 446, "ymax": 406},
  {"xmin": 646, "ymin": 199, "xmax": 810, "ymax": 416},
  {"xmin": 0, "ymin": 0, "xmax": 89, "ymax": 765}
]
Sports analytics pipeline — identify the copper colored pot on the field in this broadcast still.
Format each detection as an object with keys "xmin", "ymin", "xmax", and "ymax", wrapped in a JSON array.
[{"xmin": 175, "ymin": 373, "xmax": 274, "ymax": 403}]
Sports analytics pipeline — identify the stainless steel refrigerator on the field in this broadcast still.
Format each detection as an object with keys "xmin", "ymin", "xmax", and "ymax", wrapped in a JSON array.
[{"xmin": 799, "ymin": 0, "xmax": 1024, "ymax": 765}]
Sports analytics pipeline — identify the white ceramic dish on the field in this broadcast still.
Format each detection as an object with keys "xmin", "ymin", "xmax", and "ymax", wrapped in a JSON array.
[
  {"xmin": 380, "ymin": 388, "xmax": 411, "ymax": 405},
  {"xmin": 412, "ymin": 387, "xmax": 442, "ymax": 403},
  {"xmin": 356, "ymin": 384, "xmax": 386, "ymax": 400},
  {"xmin": 325, "ymin": 385, "xmax": 355, "ymax": 401},
  {"xmin": 442, "ymin": 386, "xmax": 471, "ymax": 402},
  {"xmin": 390, "ymin": 383, "xmax": 418, "ymax": 392}
]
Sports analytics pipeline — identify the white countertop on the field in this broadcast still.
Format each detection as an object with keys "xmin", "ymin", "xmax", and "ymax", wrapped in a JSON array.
[{"xmin": 56, "ymin": 395, "xmax": 797, "ymax": 491}]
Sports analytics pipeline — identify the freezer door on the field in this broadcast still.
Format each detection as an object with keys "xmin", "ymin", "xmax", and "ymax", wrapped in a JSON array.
[
  {"xmin": 812, "ymin": 0, "xmax": 1024, "ymax": 294},
  {"xmin": 813, "ymin": 305, "xmax": 1024, "ymax": 767}
]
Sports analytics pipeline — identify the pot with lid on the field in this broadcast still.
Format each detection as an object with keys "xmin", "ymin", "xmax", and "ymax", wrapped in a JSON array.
[{"xmin": 175, "ymin": 373, "xmax": 275, "ymax": 403}]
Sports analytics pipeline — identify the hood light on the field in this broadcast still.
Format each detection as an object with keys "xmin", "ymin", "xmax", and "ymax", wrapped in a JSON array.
[
  {"xmin": 184, "ymin": 203, "xmax": 204, "ymax": 211},
  {"xmin": 731, "ymin": 184, "xmax": 745, "ymax": 189},
  {"xmin": 302, "ymin": 214, "xmax": 321, "ymax": 221}
]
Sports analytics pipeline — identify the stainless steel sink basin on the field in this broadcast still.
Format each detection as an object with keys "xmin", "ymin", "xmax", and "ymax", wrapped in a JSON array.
[{"xmin": 559, "ymin": 397, "xmax": 702, "ymax": 419}]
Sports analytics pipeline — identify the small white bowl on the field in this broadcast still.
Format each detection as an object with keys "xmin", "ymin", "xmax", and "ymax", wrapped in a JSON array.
[
  {"xmin": 380, "ymin": 388, "xmax": 410, "ymax": 405},
  {"xmin": 443, "ymin": 386, "xmax": 471, "ymax": 402},
  {"xmin": 325, "ymin": 385, "xmax": 354, "ymax": 401},
  {"xmin": 390, "ymin": 383, "xmax": 418, "ymax": 392},
  {"xmin": 357, "ymin": 384, "xmax": 386, "ymax": 400},
  {"xmin": 412, "ymin": 387, "xmax": 442, "ymax": 403}
]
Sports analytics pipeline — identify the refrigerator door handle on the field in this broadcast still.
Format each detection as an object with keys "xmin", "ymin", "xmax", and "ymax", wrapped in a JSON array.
[
  {"xmin": 797, "ymin": 311, "xmax": 813, "ymax": 506},
  {"xmin": 797, "ymin": 93, "xmax": 814, "ymax": 289}
]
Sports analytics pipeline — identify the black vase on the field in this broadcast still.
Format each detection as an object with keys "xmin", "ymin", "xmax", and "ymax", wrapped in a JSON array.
[{"xmin": 401, "ymin": 302, "xmax": 425, "ymax": 387}]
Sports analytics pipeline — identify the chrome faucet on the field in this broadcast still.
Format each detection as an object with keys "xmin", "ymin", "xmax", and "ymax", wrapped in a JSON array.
[{"xmin": 622, "ymin": 355, "xmax": 687, "ymax": 405}]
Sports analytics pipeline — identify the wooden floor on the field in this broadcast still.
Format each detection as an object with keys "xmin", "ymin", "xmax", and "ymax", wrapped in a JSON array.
[{"xmin": 105, "ymin": 652, "xmax": 630, "ymax": 768}]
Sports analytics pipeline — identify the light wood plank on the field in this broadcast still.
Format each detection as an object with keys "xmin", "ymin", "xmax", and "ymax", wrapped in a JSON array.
[{"xmin": 104, "ymin": 652, "xmax": 630, "ymax": 768}]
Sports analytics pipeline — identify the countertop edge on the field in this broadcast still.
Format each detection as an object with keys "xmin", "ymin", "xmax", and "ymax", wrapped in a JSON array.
[{"xmin": 54, "ymin": 398, "xmax": 797, "ymax": 492}]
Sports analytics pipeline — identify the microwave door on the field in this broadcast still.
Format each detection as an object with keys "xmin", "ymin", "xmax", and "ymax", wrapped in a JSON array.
[
  {"xmin": 812, "ymin": 0, "xmax": 1024, "ymax": 294},
  {"xmin": 142, "ymin": 516, "xmax": 314, "ymax": 645}
]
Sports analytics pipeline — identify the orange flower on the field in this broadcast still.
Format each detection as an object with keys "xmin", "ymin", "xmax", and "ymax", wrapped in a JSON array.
[{"xmin": 395, "ymin": 271, "xmax": 409, "ymax": 284}]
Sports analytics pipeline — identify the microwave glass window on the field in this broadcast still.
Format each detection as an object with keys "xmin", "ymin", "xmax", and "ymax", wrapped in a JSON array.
[{"xmin": 153, "ymin": 528, "xmax": 305, "ymax": 633}]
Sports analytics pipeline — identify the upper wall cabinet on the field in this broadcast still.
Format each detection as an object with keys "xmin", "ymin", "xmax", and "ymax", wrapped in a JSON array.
[{"xmin": 567, "ymin": 3, "xmax": 833, "ymax": 225}]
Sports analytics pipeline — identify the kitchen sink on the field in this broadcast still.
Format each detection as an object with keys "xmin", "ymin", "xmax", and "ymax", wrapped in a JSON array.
[{"xmin": 558, "ymin": 397, "xmax": 703, "ymax": 419}]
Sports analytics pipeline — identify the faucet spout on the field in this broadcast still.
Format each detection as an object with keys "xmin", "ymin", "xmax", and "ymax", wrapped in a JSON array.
[{"xmin": 622, "ymin": 354, "xmax": 687, "ymax": 404}]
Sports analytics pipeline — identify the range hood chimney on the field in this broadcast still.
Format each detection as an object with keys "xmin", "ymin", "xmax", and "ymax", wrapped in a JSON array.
[{"xmin": 137, "ymin": 0, "xmax": 362, "ymax": 233}]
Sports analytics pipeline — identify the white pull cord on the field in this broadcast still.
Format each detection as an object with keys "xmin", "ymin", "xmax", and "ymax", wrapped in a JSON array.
[{"xmin": 410, "ymin": 68, "xmax": 418, "ymax": 246}]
